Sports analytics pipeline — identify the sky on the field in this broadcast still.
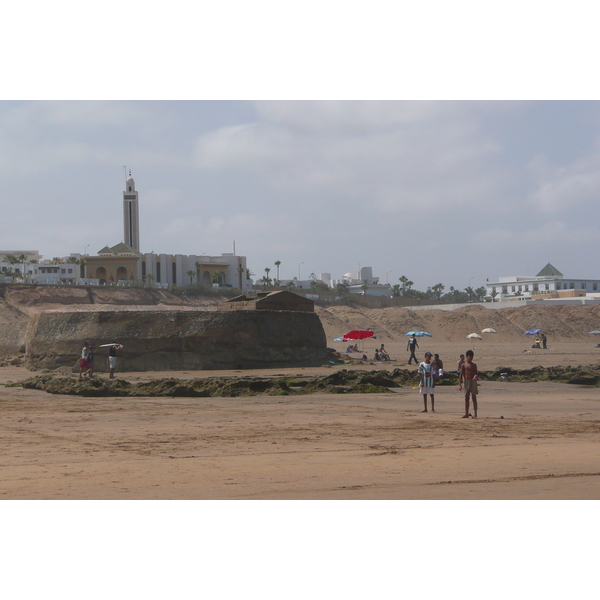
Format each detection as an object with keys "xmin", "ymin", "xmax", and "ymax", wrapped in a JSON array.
[{"xmin": 2, "ymin": 100, "xmax": 600, "ymax": 292}]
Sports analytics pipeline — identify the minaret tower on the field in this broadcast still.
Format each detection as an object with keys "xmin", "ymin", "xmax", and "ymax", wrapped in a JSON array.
[{"xmin": 123, "ymin": 170, "xmax": 140, "ymax": 251}]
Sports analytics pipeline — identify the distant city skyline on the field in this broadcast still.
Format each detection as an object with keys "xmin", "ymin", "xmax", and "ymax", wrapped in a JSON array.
[{"xmin": 2, "ymin": 101, "xmax": 600, "ymax": 293}]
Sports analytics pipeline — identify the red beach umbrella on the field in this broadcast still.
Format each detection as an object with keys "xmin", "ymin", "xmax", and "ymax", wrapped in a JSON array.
[{"xmin": 340, "ymin": 330, "xmax": 375, "ymax": 341}]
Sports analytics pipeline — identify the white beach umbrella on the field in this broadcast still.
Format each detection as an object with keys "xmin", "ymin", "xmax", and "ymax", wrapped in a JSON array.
[
  {"xmin": 466, "ymin": 333, "xmax": 482, "ymax": 339},
  {"xmin": 482, "ymin": 328, "xmax": 497, "ymax": 333}
]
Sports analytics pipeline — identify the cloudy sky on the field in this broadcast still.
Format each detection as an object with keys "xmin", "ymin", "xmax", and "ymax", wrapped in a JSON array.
[{"xmin": 2, "ymin": 100, "xmax": 600, "ymax": 291}]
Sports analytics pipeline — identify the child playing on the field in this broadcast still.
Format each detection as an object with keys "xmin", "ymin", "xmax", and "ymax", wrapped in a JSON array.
[
  {"xmin": 458, "ymin": 349, "xmax": 478, "ymax": 418},
  {"xmin": 418, "ymin": 351, "xmax": 436, "ymax": 413}
]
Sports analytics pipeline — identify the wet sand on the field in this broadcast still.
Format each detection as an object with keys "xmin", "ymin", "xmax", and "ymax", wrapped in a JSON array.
[{"xmin": 1, "ymin": 354, "xmax": 599, "ymax": 499}]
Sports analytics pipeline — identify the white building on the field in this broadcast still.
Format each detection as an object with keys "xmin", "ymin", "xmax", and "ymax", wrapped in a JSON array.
[
  {"xmin": 141, "ymin": 252, "xmax": 252, "ymax": 290},
  {"xmin": 486, "ymin": 263, "xmax": 600, "ymax": 300},
  {"xmin": 0, "ymin": 250, "xmax": 43, "ymax": 281}
]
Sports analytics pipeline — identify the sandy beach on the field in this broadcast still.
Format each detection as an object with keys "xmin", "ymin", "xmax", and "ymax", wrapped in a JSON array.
[{"xmin": 1, "ymin": 337, "xmax": 599, "ymax": 499}]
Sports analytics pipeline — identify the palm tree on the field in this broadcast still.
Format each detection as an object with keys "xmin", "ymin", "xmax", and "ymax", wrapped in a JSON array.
[
  {"xmin": 78, "ymin": 258, "xmax": 87, "ymax": 279},
  {"xmin": 264, "ymin": 268, "xmax": 272, "ymax": 287},
  {"xmin": 391, "ymin": 284, "xmax": 401, "ymax": 297},
  {"xmin": 274, "ymin": 260, "xmax": 281, "ymax": 283},
  {"xmin": 237, "ymin": 265, "xmax": 245, "ymax": 289},
  {"xmin": 186, "ymin": 270, "xmax": 196, "ymax": 285},
  {"xmin": 4, "ymin": 254, "xmax": 19, "ymax": 278},
  {"xmin": 399, "ymin": 275, "xmax": 409, "ymax": 296},
  {"xmin": 431, "ymin": 283, "xmax": 444, "ymax": 299},
  {"xmin": 16, "ymin": 254, "xmax": 29, "ymax": 281}
]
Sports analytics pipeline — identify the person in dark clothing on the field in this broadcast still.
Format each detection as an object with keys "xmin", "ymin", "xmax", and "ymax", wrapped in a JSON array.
[{"xmin": 407, "ymin": 333, "xmax": 419, "ymax": 365}]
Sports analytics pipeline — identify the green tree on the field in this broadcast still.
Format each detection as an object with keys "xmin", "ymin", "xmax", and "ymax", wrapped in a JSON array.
[
  {"xmin": 399, "ymin": 275, "xmax": 409, "ymax": 295},
  {"xmin": 4, "ymin": 254, "xmax": 19, "ymax": 278},
  {"xmin": 391, "ymin": 284, "xmax": 401, "ymax": 297},
  {"xmin": 475, "ymin": 286, "xmax": 487, "ymax": 302},
  {"xmin": 186, "ymin": 270, "xmax": 196, "ymax": 284},
  {"xmin": 431, "ymin": 283, "xmax": 445, "ymax": 299},
  {"xmin": 263, "ymin": 268, "xmax": 272, "ymax": 287},
  {"xmin": 336, "ymin": 282, "xmax": 349, "ymax": 295},
  {"xmin": 274, "ymin": 260, "xmax": 281, "ymax": 282},
  {"xmin": 465, "ymin": 286, "xmax": 474, "ymax": 302}
]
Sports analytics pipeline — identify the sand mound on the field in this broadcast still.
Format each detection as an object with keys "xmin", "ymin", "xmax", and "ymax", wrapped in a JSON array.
[{"xmin": 317, "ymin": 303, "xmax": 600, "ymax": 343}]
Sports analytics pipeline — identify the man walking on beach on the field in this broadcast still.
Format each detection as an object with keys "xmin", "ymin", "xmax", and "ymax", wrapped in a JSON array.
[
  {"xmin": 459, "ymin": 349, "xmax": 478, "ymax": 418},
  {"xmin": 407, "ymin": 333, "xmax": 419, "ymax": 365},
  {"xmin": 418, "ymin": 351, "xmax": 435, "ymax": 412}
]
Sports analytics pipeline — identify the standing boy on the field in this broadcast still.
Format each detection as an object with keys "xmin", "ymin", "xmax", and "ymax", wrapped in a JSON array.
[
  {"xmin": 458, "ymin": 349, "xmax": 478, "ymax": 418},
  {"xmin": 407, "ymin": 333, "xmax": 419, "ymax": 365},
  {"xmin": 418, "ymin": 351, "xmax": 436, "ymax": 413},
  {"xmin": 108, "ymin": 343, "xmax": 122, "ymax": 379}
]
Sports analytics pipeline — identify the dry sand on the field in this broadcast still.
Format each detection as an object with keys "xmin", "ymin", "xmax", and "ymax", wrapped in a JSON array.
[{"xmin": 1, "ymin": 336, "xmax": 599, "ymax": 499}]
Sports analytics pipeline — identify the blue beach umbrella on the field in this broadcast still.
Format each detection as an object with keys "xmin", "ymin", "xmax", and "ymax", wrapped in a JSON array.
[
  {"xmin": 405, "ymin": 331, "xmax": 432, "ymax": 337},
  {"xmin": 523, "ymin": 328, "xmax": 542, "ymax": 335}
]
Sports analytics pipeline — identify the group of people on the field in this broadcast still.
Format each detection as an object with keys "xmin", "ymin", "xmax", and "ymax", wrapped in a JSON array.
[
  {"xmin": 78, "ymin": 341, "xmax": 122, "ymax": 380},
  {"xmin": 418, "ymin": 350, "xmax": 479, "ymax": 418}
]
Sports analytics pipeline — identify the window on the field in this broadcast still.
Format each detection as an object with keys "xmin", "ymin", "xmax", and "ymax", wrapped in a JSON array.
[
  {"xmin": 61, "ymin": 269, "xmax": 66, "ymax": 274},
  {"xmin": 581, "ymin": 282, "xmax": 586, "ymax": 289},
  {"xmin": 533, "ymin": 284, "xmax": 538, "ymax": 291},
  {"xmin": 524, "ymin": 285, "xmax": 529, "ymax": 292},
  {"xmin": 518, "ymin": 285, "xmax": 522, "ymax": 291},
  {"xmin": 511, "ymin": 286, "xmax": 516, "ymax": 292},
  {"xmin": 68, "ymin": 268, "xmax": 72, "ymax": 274},
  {"xmin": 594, "ymin": 283, "xmax": 598, "ymax": 291},
  {"xmin": 502, "ymin": 286, "xmax": 507, "ymax": 294},
  {"xmin": 570, "ymin": 282, "xmax": 575, "ymax": 289},
  {"xmin": 556, "ymin": 283, "xmax": 561, "ymax": 290}
]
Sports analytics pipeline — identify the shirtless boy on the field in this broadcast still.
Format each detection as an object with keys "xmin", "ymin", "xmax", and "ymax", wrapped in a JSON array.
[{"xmin": 458, "ymin": 349, "xmax": 478, "ymax": 418}]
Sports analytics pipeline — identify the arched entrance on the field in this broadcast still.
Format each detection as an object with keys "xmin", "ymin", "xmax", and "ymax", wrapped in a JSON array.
[
  {"xmin": 117, "ymin": 266, "xmax": 128, "ymax": 281},
  {"xmin": 95, "ymin": 267, "xmax": 107, "ymax": 285},
  {"xmin": 202, "ymin": 270, "xmax": 211, "ymax": 286}
]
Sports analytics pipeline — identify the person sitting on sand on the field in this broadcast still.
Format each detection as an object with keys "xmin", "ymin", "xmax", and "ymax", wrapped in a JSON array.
[
  {"xmin": 459, "ymin": 349, "xmax": 478, "ymax": 418},
  {"xmin": 352, "ymin": 344, "xmax": 359, "ymax": 353},
  {"xmin": 379, "ymin": 344, "xmax": 390, "ymax": 361},
  {"xmin": 346, "ymin": 344, "xmax": 354, "ymax": 353},
  {"xmin": 418, "ymin": 352, "xmax": 436, "ymax": 413},
  {"xmin": 374, "ymin": 349, "xmax": 381, "ymax": 361}
]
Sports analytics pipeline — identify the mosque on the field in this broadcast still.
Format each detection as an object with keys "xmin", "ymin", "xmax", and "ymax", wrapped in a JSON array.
[{"xmin": 85, "ymin": 172, "xmax": 251, "ymax": 290}]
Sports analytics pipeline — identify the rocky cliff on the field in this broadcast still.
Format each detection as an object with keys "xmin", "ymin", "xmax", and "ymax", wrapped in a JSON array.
[{"xmin": 25, "ymin": 309, "xmax": 328, "ymax": 371}]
